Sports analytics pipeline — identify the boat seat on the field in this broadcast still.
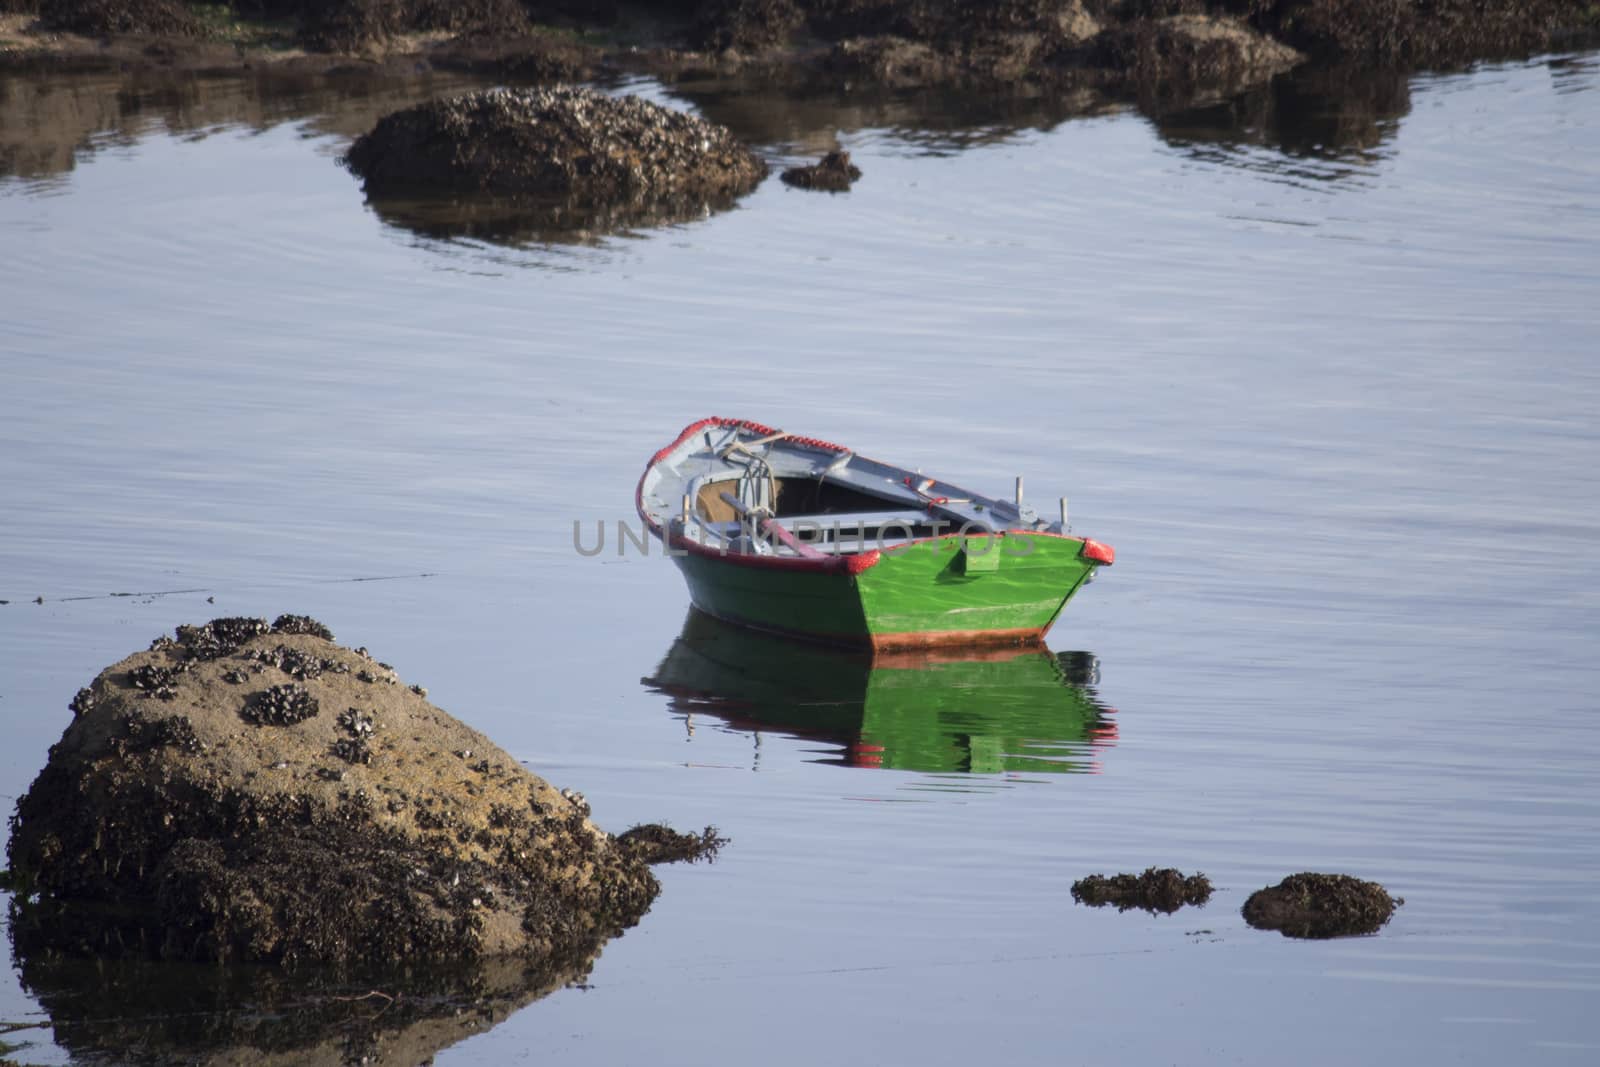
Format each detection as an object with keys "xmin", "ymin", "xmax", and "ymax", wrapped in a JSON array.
[{"xmin": 703, "ymin": 509, "xmax": 938, "ymax": 541}]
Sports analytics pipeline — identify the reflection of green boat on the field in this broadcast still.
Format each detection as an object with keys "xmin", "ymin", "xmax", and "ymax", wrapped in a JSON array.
[{"xmin": 643, "ymin": 611, "xmax": 1117, "ymax": 774}]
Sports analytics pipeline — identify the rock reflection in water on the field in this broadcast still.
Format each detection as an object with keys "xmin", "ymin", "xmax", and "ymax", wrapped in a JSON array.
[
  {"xmin": 362, "ymin": 187, "xmax": 748, "ymax": 247},
  {"xmin": 1154, "ymin": 64, "xmax": 1411, "ymax": 170},
  {"xmin": 643, "ymin": 611, "xmax": 1116, "ymax": 775},
  {"xmin": 9, "ymin": 947, "xmax": 599, "ymax": 1066},
  {"xmin": 0, "ymin": 67, "xmax": 492, "ymax": 183}
]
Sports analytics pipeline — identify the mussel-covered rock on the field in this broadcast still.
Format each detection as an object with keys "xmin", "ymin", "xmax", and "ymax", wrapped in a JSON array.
[
  {"xmin": 781, "ymin": 150, "xmax": 862, "ymax": 192},
  {"xmin": 344, "ymin": 86, "xmax": 767, "ymax": 200},
  {"xmin": 342, "ymin": 86, "xmax": 769, "ymax": 242},
  {"xmin": 1071, "ymin": 867, "xmax": 1213, "ymax": 914},
  {"xmin": 1242, "ymin": 872, "xmax": 1402, "ymax": 938},
  {"xmin": 4, "ymin": 616, "xmax": 680, "ymax": 969}
]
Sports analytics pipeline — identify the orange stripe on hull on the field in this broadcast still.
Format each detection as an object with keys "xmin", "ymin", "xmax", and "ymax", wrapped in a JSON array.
[{"xmin": 868, "ymin": 627, "xmax": 1049, "ymax": 653}]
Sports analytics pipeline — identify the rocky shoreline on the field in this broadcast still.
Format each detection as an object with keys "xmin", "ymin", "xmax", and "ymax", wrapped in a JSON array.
[{"xmin": 2, "ymin": 1, "xmax": 1594, "ymax": 97}]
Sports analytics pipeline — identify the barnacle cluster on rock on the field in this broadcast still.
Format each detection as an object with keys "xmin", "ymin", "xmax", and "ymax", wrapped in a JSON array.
[
  {"xmin": 172, "ymin": 616, "xmax": 271, "ymax": 660},
  {"xmin": 332, "ymin": 706, "xmax": 376, "ymax": 764},
  {"xmin": 112, "ymin": 709, "xmax": 204, "ymax": 757},
  {"xmin": 68, "ymin": 686, "xmax": 99, "ymax": 717},
  {"xmin": 270, "ymin": 613, "xmax": 335, "ymax": 640},
  {"xmin": 241, "ymin": 683, "xmax": 321, "ymax": 726},
  {"xmin": 128, "ymin": 662, "xmax": 185, "ymax": 700},
  {"xmin": 245, "ymin": 644, "xmax": 350, "ymax": 681}
]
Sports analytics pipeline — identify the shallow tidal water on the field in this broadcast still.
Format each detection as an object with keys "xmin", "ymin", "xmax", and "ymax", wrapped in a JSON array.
[{"xmin": 2, "ymin": 51, "xmax": 1599, "ymax": 1065}]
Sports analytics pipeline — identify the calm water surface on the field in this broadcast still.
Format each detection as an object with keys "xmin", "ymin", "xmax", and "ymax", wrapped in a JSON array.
[{"xmin": 1, "ymin": 52, "xmax": 1598, "ymax": 1064}]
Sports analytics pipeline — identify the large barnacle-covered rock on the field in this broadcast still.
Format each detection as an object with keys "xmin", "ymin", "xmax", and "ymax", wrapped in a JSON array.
[
  {"xmin": 5, "ymin": 617, "xmax": 674, "ymax": 969},
  {"xmin": 341, "ymin": 86, "xmax": 768, "ymax": 241},
  {"xmin": 344, "ymin": 85, "xmax": 767, "ymax": 201}
]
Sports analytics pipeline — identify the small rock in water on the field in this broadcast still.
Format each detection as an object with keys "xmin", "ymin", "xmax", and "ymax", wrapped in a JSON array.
[
  {"xmin": 781, "ymin": 150, "xmax": 863, "ymax": 192},
  {"xmin": 1242, "ymin": 872, "xmax": 1402, "ymax": 939},
  {"xmin": 1071, "ymin": 867, "xmax": 1213, "ymax": 913}
]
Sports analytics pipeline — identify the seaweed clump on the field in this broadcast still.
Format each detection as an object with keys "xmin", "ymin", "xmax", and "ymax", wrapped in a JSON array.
[
  {"xmin": 1242, "ymin": 872, "xmax": 1402, "ymax": 938},
  {"xmin": 1071, "ymin": 867, "xmax": 1213, "ymax": 913},
  {"xmin": 614, "ymin": 824, "xmax": 728, "ymax": 865},
  {"xmin": 4, "ymin": 617, "xmax": 673, "ymax": 970}
]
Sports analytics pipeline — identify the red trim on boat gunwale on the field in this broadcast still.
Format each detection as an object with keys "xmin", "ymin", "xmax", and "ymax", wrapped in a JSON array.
[{"xmin": 636, "ymin": 417, "xmax": 874, "ymax": 576}]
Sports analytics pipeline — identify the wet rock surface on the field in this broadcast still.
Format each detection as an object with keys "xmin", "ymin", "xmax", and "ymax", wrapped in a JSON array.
[
  {"xmin": 1242, "ymin": 872, "xmax": 1402, "ymax": 938},
  {"xmin": 38, "ymin": 0, "xmax": 203, "ymax": 39},
  {"xmin": 5, "ymin": 1, "xmax": 1592, "ymax": 90},
  {"xmin": 4, "ymin": 616, "xmax": 700, "ymax": 969},
  {"xmin": 1071, "ymin": 867, "xmax": 1214, "ymax": 913},
  {"xmin": 781, "ymin": 149, "xmax": 861, "ymax": 191},
  {"xmin": 343, "ymin": 85, "xmax": 767, "ymax": 199}
]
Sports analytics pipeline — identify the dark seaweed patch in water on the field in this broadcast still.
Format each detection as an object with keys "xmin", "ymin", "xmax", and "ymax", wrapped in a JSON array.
[
  {"xmin": 614, "ymin": 824, "xmax": 727, "ymax": 865},
  {"xmin": 1242, "ymin": 872, "xmax": 1401, "ymax": 938},
  {"xmin": 1072, "ymin": 867, "xmax": 1213, "ymax": 913},
  {"xmin": 241, "ymin": 683, "xmax": 320, "ymax": 726}
]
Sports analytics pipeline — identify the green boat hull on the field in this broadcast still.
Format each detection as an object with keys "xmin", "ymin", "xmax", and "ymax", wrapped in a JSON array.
[{"xmin": 671, "ymin": 531, "xmax": 1098, "ymax": 650}]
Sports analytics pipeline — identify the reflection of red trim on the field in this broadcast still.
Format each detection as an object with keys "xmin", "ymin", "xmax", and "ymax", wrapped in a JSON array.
[{"xmin": 849, "ymin": 742, "xmax": 885, "ymax": 767}]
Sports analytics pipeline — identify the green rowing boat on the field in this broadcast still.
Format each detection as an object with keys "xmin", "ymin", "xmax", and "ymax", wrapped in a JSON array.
[{"xmin": 636, "ymin": 417, "xmax": 1115, "ymax": 651}]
